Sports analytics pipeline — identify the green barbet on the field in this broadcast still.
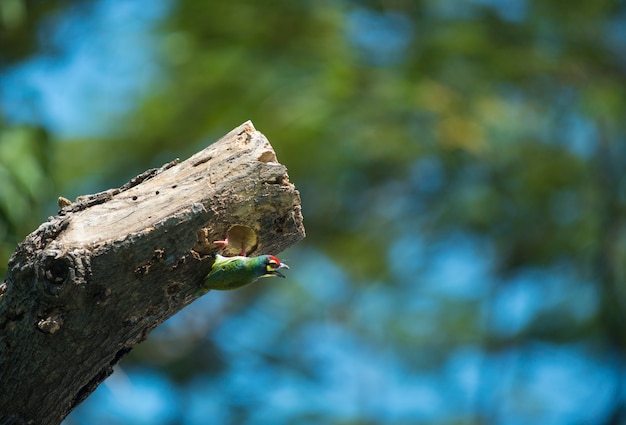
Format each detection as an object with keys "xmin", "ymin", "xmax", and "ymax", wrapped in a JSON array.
[{"xmin": 198, "ymin": 254, "xmax": 289, "ymax": 293}]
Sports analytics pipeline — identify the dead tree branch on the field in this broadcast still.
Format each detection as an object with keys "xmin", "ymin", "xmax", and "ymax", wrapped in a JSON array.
[{"xmin": 0, "ymin": 121, "xmax": 305, "ymax": 425}]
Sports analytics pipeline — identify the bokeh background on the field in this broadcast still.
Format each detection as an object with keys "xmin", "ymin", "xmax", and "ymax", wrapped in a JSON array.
[{"xmin": 2, "ymin": 0, "xmax": 626, "ymax": 424}]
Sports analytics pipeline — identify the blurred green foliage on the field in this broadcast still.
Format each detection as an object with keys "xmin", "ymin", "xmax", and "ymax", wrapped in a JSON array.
[
  {"xmin": 2, "ymin": 0, "xmax": 626, "ymax": 423},
  {"xmin": 0, "ymin": 122, "xmax": 52, "ymax": 276}
]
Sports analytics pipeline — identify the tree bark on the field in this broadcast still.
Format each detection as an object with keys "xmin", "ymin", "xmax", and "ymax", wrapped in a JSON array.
[{"xmin": 0, "ymin": 121, "xmax": 305, "ymax": 425}]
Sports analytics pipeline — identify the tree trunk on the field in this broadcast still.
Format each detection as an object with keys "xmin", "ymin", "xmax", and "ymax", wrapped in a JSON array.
[{"xmin": 0, "ymin": 121, "xmax": 305, "ymax": 425}]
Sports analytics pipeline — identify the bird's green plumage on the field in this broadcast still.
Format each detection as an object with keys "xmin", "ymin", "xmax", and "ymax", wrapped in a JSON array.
[{"xmin": 197, "ymin": 254, "xmax": 288, "ymax": 293}]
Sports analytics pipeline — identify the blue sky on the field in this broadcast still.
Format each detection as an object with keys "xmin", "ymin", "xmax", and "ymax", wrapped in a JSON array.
[{"xmin": 0, "ymin": 0, "xmax": 167, "ymax": 138}]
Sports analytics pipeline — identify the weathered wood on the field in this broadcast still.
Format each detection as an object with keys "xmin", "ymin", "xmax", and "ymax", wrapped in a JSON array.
[{"xmin": 0, "ymin": 121, "xmax": 305, "ymax": 425}]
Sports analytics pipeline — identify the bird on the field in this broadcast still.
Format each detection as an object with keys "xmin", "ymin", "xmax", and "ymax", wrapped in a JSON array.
[{"xmin": 197, "ymin": 254, "xmax": 289, "ymax": 293}]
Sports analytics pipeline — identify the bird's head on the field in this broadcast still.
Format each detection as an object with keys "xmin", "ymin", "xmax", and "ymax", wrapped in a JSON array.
[{"xmin": 261, "ymin": 255, "xmax": 289, "ymax": 278}]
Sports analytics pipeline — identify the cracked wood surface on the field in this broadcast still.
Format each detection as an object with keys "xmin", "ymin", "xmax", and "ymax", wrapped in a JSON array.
[{"xmin": 0, "ymin": 121, "xmax": 305, "ymax": 425}]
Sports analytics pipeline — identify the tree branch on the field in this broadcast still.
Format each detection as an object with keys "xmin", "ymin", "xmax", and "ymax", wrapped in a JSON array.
[{"xmin": 0, "ymin": 121, "xmax": 305, "ymax": 425}]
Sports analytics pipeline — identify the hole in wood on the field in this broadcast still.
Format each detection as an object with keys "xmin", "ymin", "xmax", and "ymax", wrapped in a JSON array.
[
  {"xmin": 219, "ymin": 224, "xmax": 258, "ymax": 256},
  {"xmin": 257, "ymin": 150, "xmax": 277, "ymax": 163},
  {"xmin": 193, "ymin": 156, "xmax": 212, "ymax": 167}
]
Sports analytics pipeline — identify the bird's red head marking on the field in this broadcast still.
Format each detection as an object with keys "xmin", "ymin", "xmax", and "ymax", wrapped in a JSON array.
[{"xmin": 265, "ymin": 255, "xmax": 289, "ymax": 277}]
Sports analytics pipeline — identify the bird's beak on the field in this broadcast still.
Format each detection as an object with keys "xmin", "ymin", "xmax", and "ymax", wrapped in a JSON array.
[{"xmin": 270, "ymin": 263, "xmax": 289, "ymax": 278}]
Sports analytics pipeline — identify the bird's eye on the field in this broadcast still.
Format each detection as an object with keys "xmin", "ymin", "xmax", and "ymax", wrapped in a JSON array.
[{"xmin": 268, "ymin": 256, "xmax": 281, "ymax": 269}]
